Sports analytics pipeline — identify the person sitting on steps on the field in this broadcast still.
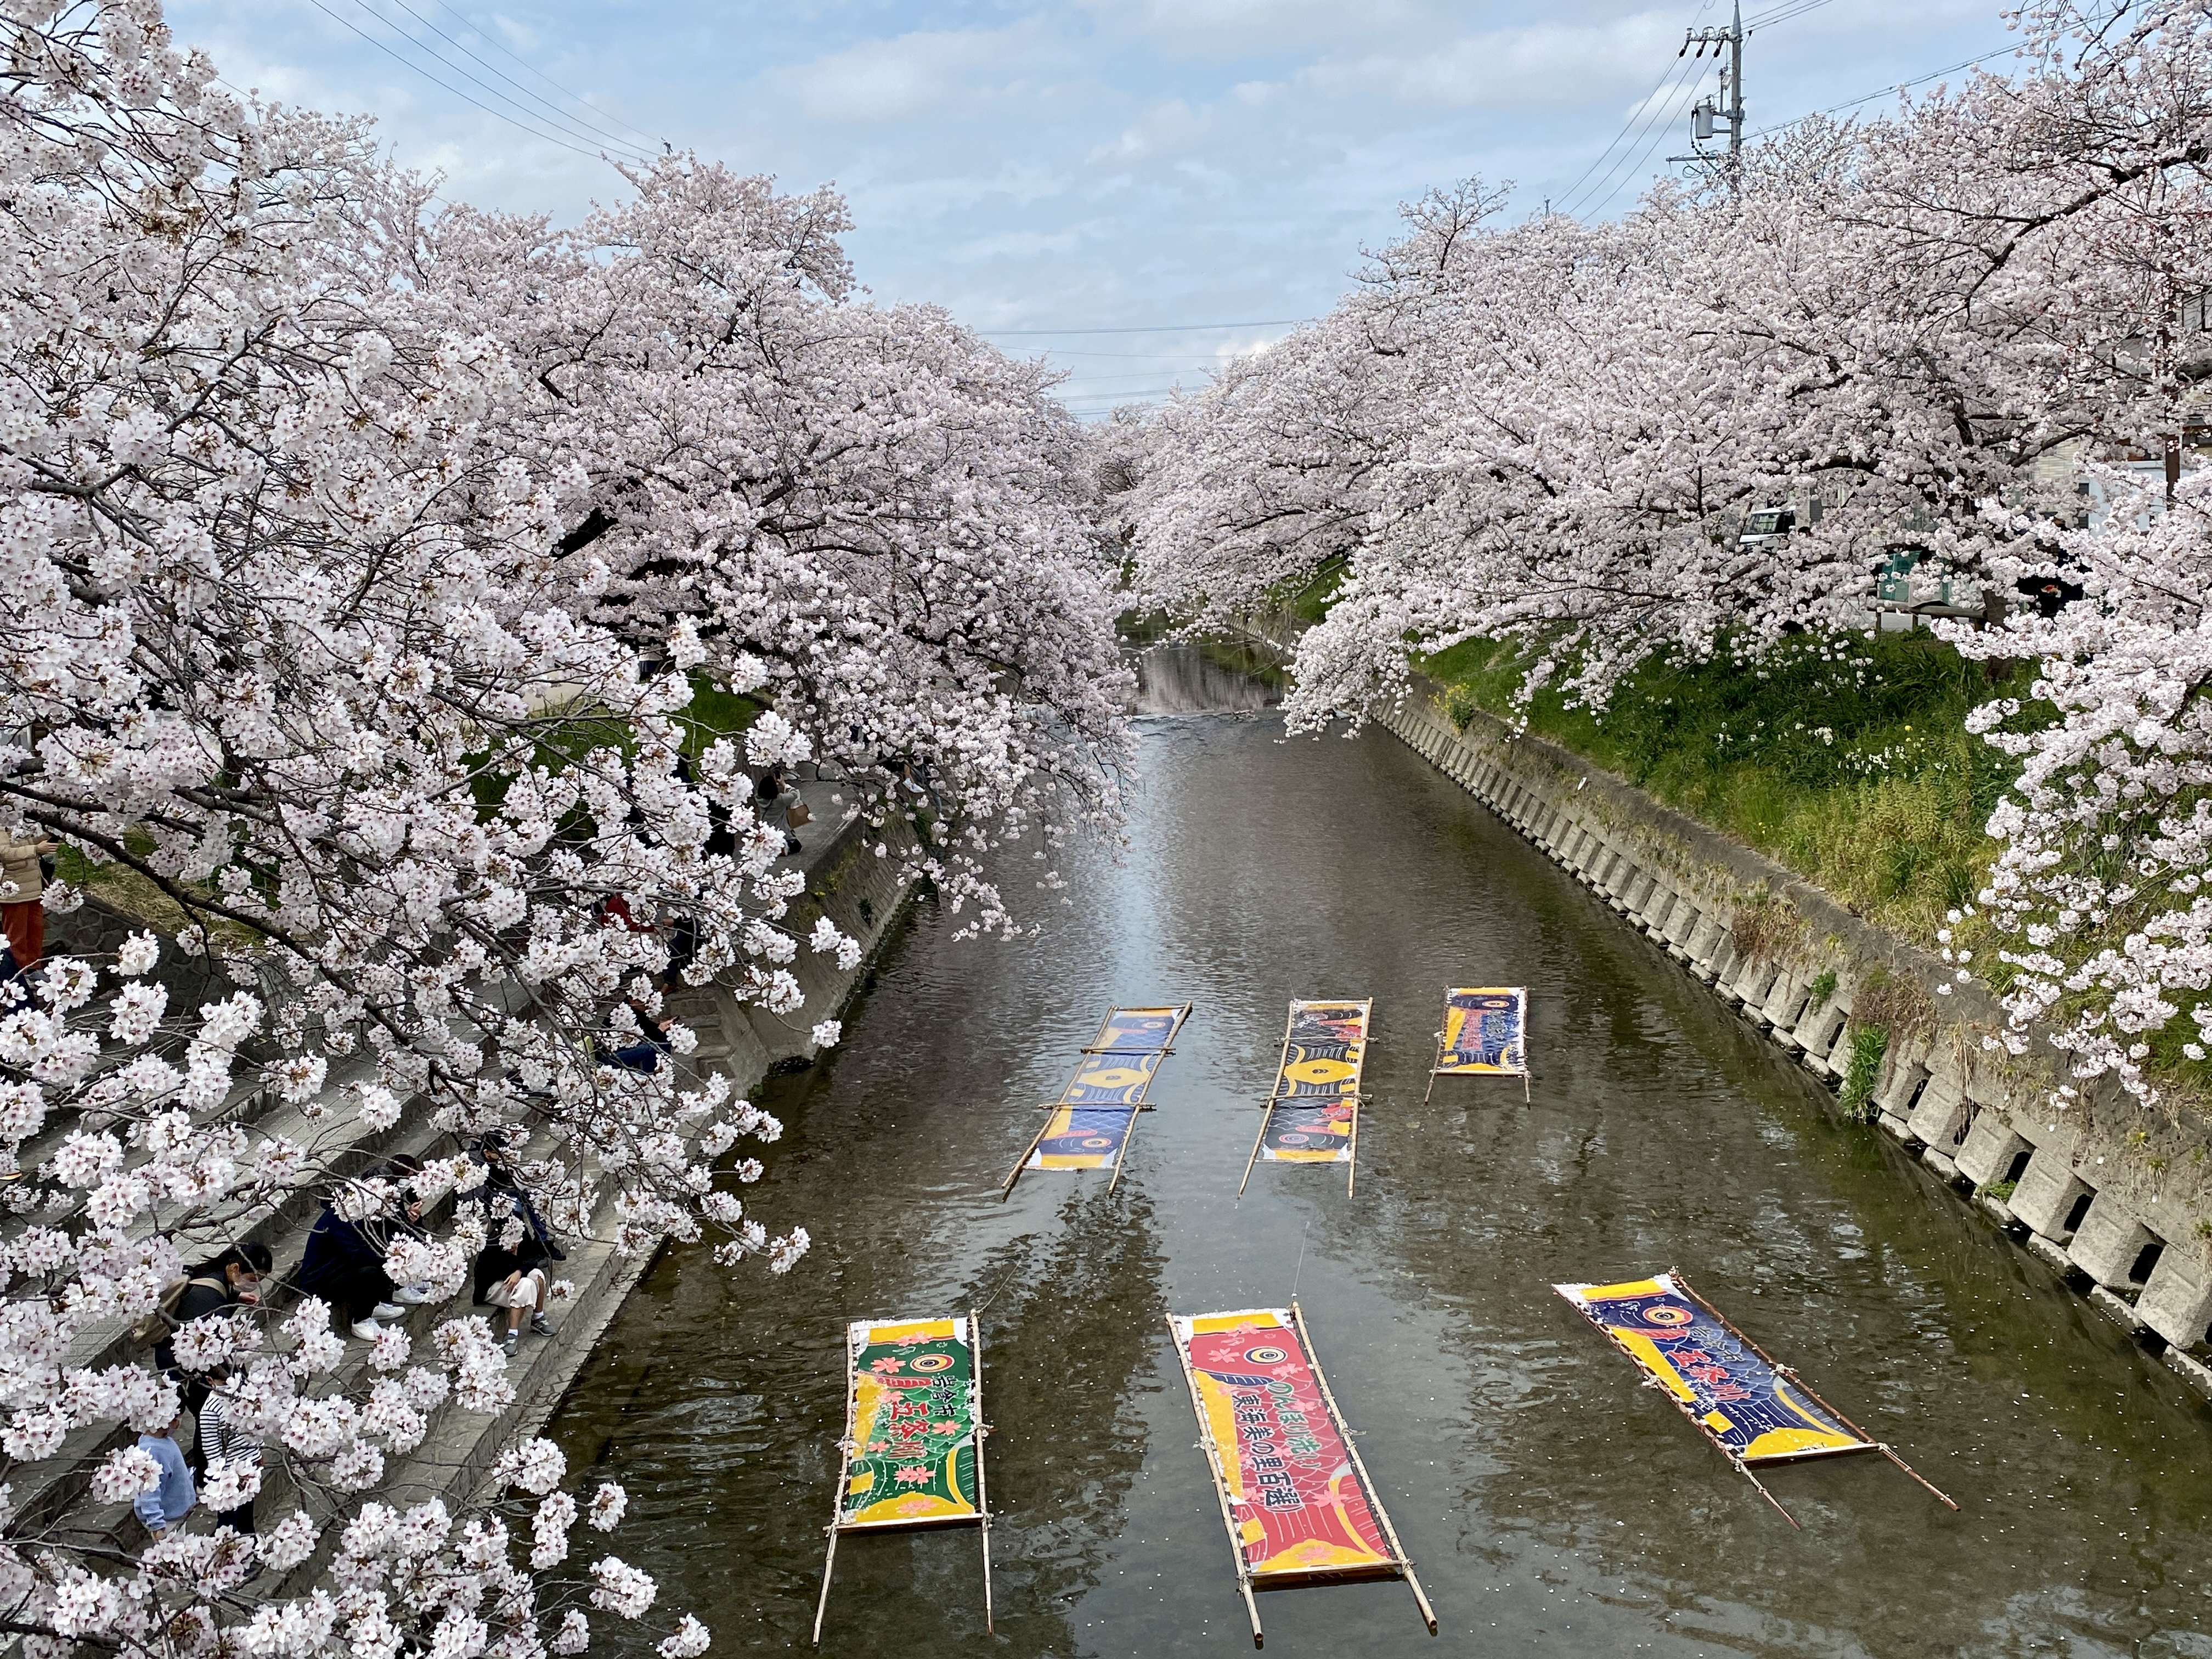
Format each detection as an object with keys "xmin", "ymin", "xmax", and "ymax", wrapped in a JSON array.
[
  {"xmin": 133, "ymin": 1409, "xmax": 196, "ymax": 1543},
  {"xmin": 155, "ymin": 1242, "xmax": 270, "ymax": 1462},
  {"xmin": 757, "ymin": 764, "xmax": 804, "ymax": 856},
  {"xmin": 296, "ymin": 1157, "xmax": 434, "ymax": 1340},
  {"xmin": 472, "ymin": 1192, "xmax": 555, "ymax": 1356}
]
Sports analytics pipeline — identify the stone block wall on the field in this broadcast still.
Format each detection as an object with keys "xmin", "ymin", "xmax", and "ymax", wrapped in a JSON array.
[{"xmin": 1374, "ymin": 682, "xmax": 2212, "ymax": 1395}]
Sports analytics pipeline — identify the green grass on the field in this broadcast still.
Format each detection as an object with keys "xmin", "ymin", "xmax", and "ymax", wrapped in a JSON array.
[{"xmin": 1421, "ymin": 630, "xmax": 2032, "ymax": 948}]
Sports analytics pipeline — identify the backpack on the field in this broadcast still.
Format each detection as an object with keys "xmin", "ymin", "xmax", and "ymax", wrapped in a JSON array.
[{"xmin": 128, "ymin": 1275, "xmax": 225, "ymax": 1350}]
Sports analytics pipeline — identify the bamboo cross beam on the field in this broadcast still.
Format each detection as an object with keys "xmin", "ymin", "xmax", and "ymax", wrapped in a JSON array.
[{"xmin": 1291, "ymin": 1302, "xmax": 1437, "ymax": 1635}]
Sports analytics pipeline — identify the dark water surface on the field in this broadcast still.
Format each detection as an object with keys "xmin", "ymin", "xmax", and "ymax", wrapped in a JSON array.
[{"xmin": 554, "ymin": 651, "xmax": 2212, "ymax": 1658}]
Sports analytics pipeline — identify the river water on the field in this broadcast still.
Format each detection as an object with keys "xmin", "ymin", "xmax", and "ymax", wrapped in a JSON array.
[{"xmin": 552, "ymin": 646, "xmax": 2212, "ymax": 1659}]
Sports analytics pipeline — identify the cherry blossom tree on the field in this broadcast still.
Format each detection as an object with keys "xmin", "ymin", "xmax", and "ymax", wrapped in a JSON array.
[
  {"xmin": 1127, "ymin": 0, "xmax": 2212, "ymax": 1104},
  {"xmin": 410, "ymin": 162, "xmax": 1134, "ymax": 941},
  {"xmin": 0, "ymin": 0, "xmax": 1127, "ymax": 1651}
]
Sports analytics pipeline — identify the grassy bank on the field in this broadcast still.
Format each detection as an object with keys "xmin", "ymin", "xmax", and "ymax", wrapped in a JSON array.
[{"xmin": 1421, "ymin": 631, "xmax": 2030, "ymax": 949}]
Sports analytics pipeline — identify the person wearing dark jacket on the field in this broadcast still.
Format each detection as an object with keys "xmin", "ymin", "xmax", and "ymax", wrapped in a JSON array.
[
  {"xmin": 154, "ymin": 1242, "xmax": 270, "ymax": 1472},
  {"xmin": 472, "ymin": 1193, "xmax": 554, "ymax": 1356},
  {"xmin": 297, "ymin": 1158, "xmax": 430, "ymax": 1341},
  {"xmin": 155, "ymin": 1243, "xmax": 269, "ymax": 1384}
]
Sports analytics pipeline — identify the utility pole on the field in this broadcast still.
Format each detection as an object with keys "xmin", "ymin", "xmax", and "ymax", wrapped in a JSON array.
[{"xmin": 1673, "ymin": 0, "xmax": 1745, "ymax": 187}]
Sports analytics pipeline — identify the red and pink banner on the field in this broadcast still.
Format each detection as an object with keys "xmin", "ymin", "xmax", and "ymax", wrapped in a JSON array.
[{"xmin": 1169, "ymin": 1308, "xmax": 1397, "ymax": 1582}]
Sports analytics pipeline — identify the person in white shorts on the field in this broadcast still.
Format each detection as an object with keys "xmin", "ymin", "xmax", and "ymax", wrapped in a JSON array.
[{"xmin": 472, "ymin": 1192, "xmax": 555, "ymax": 1355}]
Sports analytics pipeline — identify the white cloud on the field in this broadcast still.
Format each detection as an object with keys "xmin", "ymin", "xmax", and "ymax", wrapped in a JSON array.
[
  {"xmin": 1089, "ymin": 98, "xmax": 1217, "ymax": 165},
  {"xmin": 776, "ymin": 25, "xmax": 1051, "ymax": 126},
  {"xmin": 1299, "ymin": 14, "xmax": 1681, "ymax": 112}
]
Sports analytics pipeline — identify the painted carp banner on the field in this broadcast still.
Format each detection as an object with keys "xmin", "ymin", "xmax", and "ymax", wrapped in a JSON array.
[
  {"xmin": 1271, "ymin": 1001, "xmax": 1370, "ymax": 1101},
  {"xmin": 1249, "ymin": 1000, "xmax": 1369, "ymax": 1171},
  {"xmin": 834, "ymin": 1316, "xmax": 986, "ymax": 1530},
  {"xmin": 1010, "ymin": 1003, "xmax": 1191, "ymax": 1185},
  {"xmin": 1170, "ymin": 1308, "xmax": 1400, "ymax": 1584},
  {"xmin": 1085, "ymin": 1005, "xmax": 1190, "ymax": 1055},
  {"xmin": 1027, "ymin": 1103, "xmax": 1139, "ymax": 1170},
  {"xmin": 1435, "ymin": 987, "xmax": 1527, "ymax": 1075},
  {"xmin": 1554, "ymin": 1274, "xmax": 1874, "ymax": 1465},
  {"xmin": 1259, "ymin": 1098, "xmax": 1356, "ymax": 1163}
]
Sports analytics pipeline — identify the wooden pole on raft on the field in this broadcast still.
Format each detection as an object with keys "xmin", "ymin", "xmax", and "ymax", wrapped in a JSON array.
[
  {"xmin": 969, "ymin": 1309, "xmax": 995, "ymax": 1634},
  {"xmin": 1424, "ymin": 994, "xmax": 1449, "ymax": 1104},
  {"xmin": 1237, "ymin": 1103, "xmax": 1272, "ymax": 1199},
  {"xmin": 1671, "ymin": 1270, "xmax": 1956, "ymax": 1511},
  {"xmin": 1107, "ymin": 1108, "xmax": 1138, "ymax": 1197},
  {"xmin": 1730, "ymin": 1453, "xmax": 1802, "ymax": 1528},
  {"xmin": 810, "ymin": 1320, "xmax": 860, "ymax": 1645},
  {"xmin": 1167, "ymin": 1315, "xmax": 1266, "ymax": 1647},
  {"xmin": 1000, "ymin": 1112, "xmax": 1055, "ymax": 1199},
  {"xmin": 1772, "ymin": 1363, "xmax": 1958, "ymax": 1510},
  {"xmin": 1240, "ymin": 1003, "xmax": 1299, "ymax": 1199},
  {"xmin": 1289, "ymin": 1301, "xmax": 1438, "ymax": 1635},
  {"xmin": 1345, "ymin": 1097, "xmax": 1361, "ymax": 1198}
]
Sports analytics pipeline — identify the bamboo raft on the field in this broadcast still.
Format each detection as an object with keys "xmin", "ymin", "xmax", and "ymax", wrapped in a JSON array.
[
  {"xmin": 811, "ymin": 1311, "xmax": 995, "ymax": 1643},
  {"xmin": 1167, "ymin": 1301, "xmax": 1436, "ymax": 1647}
]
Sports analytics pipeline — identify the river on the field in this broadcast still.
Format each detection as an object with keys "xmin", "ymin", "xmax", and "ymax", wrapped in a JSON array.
[{"xmin": 551, "ymin": 645, "xmax": 2212, "ymax": 1659}]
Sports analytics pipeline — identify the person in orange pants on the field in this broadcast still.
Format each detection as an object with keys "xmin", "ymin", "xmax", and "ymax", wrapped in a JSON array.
[{"xmin": 0, "ymin": 830, "xmax": 53, "ymax": 977}]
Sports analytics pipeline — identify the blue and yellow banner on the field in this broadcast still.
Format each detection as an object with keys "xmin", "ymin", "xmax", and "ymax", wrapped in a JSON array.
[
  {"xmin": 1554, "ymin": 1274, "xmax": 1872, "ymax": 1465},
  {"xmin": 1272, "ymin": 1001, "xmax": 1370, "ymax": 1100},
  {"xmin": 1436, "ymin": 987, "xmax": 1526, "ymax": 1075},
  {"xmin": 1012, "ymin": 1004, "xmax": 1190, "ymax": 1183}
]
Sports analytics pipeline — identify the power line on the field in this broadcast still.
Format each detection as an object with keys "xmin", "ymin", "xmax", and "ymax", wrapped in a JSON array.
[
  {"xmin": 1743, "ymin": 0, "xmax": 1835, "ymax": 30},
  {"xmin": 1745, "ymin": 40, "xmax": 2021, "ymax": 136},
  {"xmin": 357, "ymin": 0, "xmax": 663, "ymax": 160},
  {"xmin": 1021, "ymin": 348, "xmax": 1263, "ymax": 360},
  {"xmin": 1547, "ymin": 3, "xmax": 1713, "ymax": 212},
  {"xmin": 303, "ymin": 0, "xmax": 636, "ymax": 163},
  {"xmin": 1562, "ymin": 51, "xmax": 1704, "ymax": 217},
  {"xmin": 417, "ymin": 0, "xmax": 664, "ymax": 152},
  {"xmin": 1583, "ymin": 66, "xmax": 1707, "ymax": 215},
  {"xmin": 1057, "ymin": 387, "xmax": 1189, "ymax": 401}
]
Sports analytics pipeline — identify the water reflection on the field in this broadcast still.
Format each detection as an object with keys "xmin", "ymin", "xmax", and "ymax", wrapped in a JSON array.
[
  {"xmin": 1131, "ymin": 639, "xmax": 1281, "ymax": 714},
  {"xmin": 552, "ymin": 690, "xmax": 2212, "ymax": 1659}
]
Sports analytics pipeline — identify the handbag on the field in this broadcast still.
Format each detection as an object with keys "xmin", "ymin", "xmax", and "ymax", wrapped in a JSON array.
[{"xmin": 785, "ymin": 799, "xmax": 811, "ymax": 828}]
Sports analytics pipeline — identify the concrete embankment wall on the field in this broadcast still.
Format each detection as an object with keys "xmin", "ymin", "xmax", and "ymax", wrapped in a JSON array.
[{"xmin": 1370, "ymin": 680, "xmax": 2212, "ymax": 1397}]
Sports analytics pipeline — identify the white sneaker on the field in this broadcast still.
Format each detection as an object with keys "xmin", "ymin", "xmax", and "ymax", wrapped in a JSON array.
[
  {"xmin": 349, "ymin": 1317, "xmax": 383, "ymax": 1340},
  {"xmin": 370, "ymin": 1302, "xmax": 404, "ymax": 1321},
  {"xmin": 393, "ymin": 1283, "xmax": 435, "ymax": 1305}
]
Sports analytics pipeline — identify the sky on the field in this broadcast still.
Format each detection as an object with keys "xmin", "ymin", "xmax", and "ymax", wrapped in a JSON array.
[{"xmin": 165, "ymin": 0, "xmax": 2014, "ymax": 415}]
